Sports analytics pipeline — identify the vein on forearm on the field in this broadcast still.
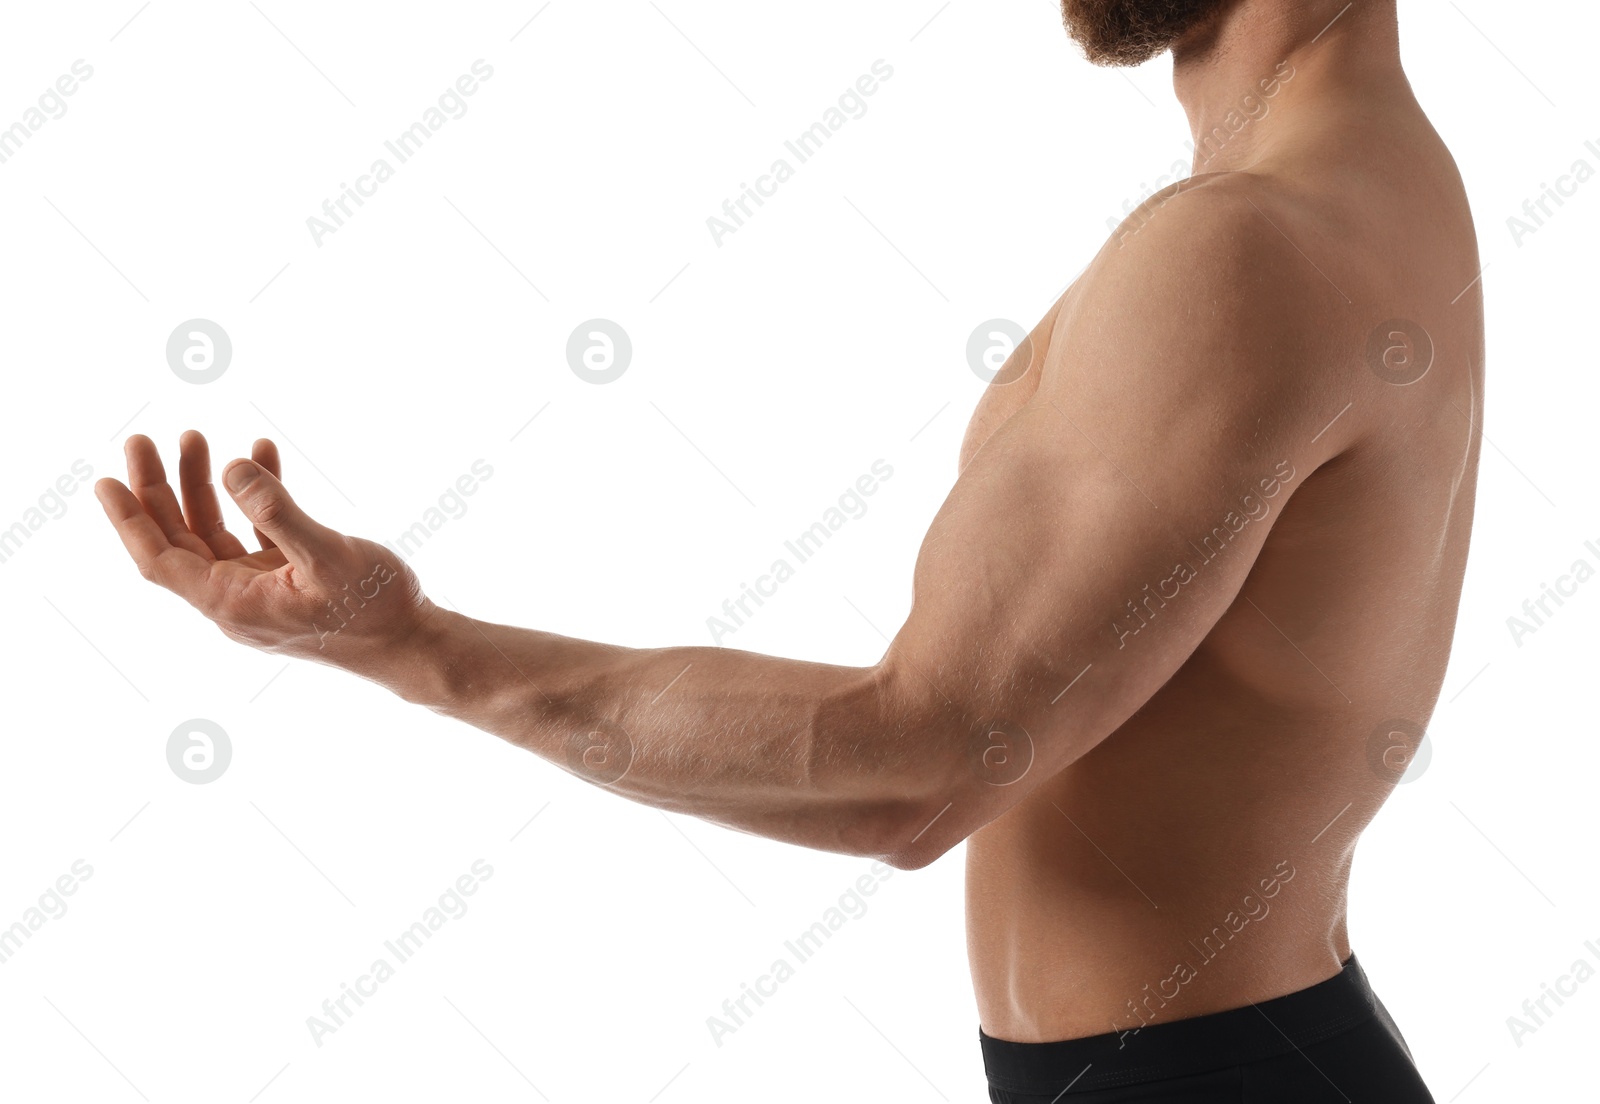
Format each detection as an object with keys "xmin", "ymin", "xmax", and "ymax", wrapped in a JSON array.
[{"xmin": 403, "ymin": 609, "xmax": 937, "ymax": 859}]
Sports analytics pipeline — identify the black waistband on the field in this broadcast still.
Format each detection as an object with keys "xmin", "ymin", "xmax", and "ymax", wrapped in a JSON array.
[{"xmin": 980, "ymin": 954, "xmax": 1380, "ymax": 1095}]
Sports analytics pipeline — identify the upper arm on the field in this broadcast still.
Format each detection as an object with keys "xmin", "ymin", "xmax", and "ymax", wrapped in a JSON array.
[{"xmin": 868, "ymin": 182, "xmax": 1356, "ymax": 866}]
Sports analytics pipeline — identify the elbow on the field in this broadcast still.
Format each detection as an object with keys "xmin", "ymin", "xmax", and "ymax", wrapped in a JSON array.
[
  {"xmin": 864, "ymin": 793, "xmax": 966, "ymax": 871},
  {"xmin": 827, "ymin": 788, "xmax": 961, "ymax": 870},
  {"xmin": 879, "ymin": 841, "xmax": 950, "ymax": 872},
  {"xmin": 846, "ymin": 665, "xmax": 982, "ymax": 871}
]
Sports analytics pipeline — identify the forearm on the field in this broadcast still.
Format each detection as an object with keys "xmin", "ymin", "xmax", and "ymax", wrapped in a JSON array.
[{"xmin": 368, "ymin": 605, "xmax": 942, "ymax": 864}]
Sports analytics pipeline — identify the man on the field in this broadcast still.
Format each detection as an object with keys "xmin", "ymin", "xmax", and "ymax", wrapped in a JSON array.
[{"xmin": 96, "ymin": 0, "xmax": 1478, "ymax": 1098}]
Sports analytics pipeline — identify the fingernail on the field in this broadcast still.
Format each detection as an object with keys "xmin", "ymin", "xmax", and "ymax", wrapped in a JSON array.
[{"xmin": 225, "ymin": 461, "xmax": 258, "ymax": 493}]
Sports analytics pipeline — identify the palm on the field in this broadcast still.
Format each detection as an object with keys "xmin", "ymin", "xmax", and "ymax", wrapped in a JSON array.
[
  {"xmin": 98, "ymin": 432, "xmax": 430, "ymax": 660},
  {"xmin": 96, "ymin": 431, "xmax": 301, "ymax": 613},
  {"xmin": 214, "ymin": 547, "xmax": 292, "ymax": 594},
  {"xmin": 233, "ymin": 547, "xmax": 289, "ymax": 572}
]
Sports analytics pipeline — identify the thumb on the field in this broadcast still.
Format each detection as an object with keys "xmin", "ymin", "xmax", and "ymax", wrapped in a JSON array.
[{"xmin": 223, "ymin": 459, "xmax": 341, "ymax": 567}]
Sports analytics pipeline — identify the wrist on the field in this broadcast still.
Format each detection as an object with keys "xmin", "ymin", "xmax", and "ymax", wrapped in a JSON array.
[
  {"xmin": 352, "ymin": 600, "xmax": 467, "ymax": 709},
  {"xmin": 357, "ymin": 602, "xmax": 563, "ymax": 752}
]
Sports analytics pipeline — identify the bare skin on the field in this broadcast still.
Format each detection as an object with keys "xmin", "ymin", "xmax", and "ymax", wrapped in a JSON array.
[
  {"xmin": 94, "ymin": 0, "xmax": 1479, "ymax": 1048},
  {"xmin": 961, "ymin": 0, "xmax": 1483, "ymax": 1041}
]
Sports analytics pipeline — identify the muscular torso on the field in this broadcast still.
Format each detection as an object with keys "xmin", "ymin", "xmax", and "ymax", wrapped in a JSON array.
[{"xmin": 962, "ymin": 120, "xmax": 1485, "ymax": 1041}]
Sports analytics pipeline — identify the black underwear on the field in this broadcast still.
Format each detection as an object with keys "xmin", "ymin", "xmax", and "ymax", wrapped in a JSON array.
[{"xmin": 979, "ymin": 953, "xmax": 1434, "ymax": 1102}]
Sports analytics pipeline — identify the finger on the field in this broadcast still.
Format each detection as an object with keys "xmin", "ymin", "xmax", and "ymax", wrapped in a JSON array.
[
  {"xmin": 250, "ymin": 438, "xmax": 282, "ymax": 549},
  {"xmin": 178, "ymin": 430, "xmax": 249, "ymax": 560},
  {"xmin": 125, "ymin": 435, "xmax": 216, "ymax": 561},
  {"xmin": 252, "ymin": 438, "xmax": 281, "ymax": 478},
  {"xmin": 222, "ymin": 459, "xmax": 344, "ymax": 573},
  {"xmin": 95, "ymin": 478, "xmax": 219, "ymax": 607}
]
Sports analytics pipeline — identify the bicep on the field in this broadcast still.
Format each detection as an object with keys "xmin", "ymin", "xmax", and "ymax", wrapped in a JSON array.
[
  {"xmin": 888, "ymin": 392, "xmax": 1301, "ymax": 773},
  {"xmin": 873, "ymin": 190, "xmax": 1350, "ymax": 863}
]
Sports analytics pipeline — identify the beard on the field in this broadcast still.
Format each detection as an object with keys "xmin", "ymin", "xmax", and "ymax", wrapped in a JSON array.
[{"xmin": 1060, "ymin": 0, "xmax": 1231, "ymax": 66}]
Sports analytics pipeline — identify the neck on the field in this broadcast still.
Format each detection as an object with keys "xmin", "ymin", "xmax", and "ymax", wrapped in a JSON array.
[{"xmin": 1172, "ymin": 0, "xmax": 1407, "ymax": 175}]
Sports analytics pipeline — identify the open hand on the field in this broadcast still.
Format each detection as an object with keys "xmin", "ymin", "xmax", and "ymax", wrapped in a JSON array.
[{"xmin": 95, "ymin": 431, "xmax": 437, "ymax": 670}]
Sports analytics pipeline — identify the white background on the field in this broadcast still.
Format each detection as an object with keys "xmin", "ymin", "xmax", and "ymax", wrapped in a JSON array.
[{"xmin": 0, "ymin": 1, "xmax": 1595, "ymax": 1101}]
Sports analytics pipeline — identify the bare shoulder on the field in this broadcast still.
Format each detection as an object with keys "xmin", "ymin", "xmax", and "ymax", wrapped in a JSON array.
[
  {"xmin": 1085, "ymin": 169, "xmax": 1350, "ymax": 339},
  {"xmin": 1043, "ymin": 171, "xmax": 1361, "ymax": 456}
]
